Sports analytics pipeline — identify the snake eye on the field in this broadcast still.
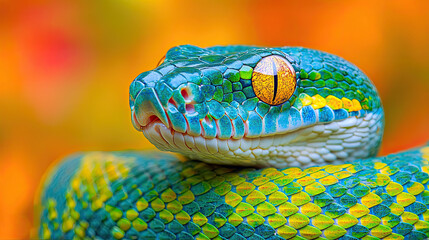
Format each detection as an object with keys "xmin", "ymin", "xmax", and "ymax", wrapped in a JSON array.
[
  {"xmin": 252, "ymin": 55, "xmax": 297, "ymax": 105},
  {"xmin": 156, "ymin": 54, "xmax": 166, "ymax": 67}
]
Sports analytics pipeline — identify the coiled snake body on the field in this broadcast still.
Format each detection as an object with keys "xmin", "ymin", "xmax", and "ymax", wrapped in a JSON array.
[{"xmin": 37, "ymin": 46, "xmax": 429, "ymax": 239}]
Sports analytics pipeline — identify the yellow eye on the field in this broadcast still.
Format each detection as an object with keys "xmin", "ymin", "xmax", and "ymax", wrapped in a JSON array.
[
  {"xmin": 156, "ymin": 54, "xmax": 166, "ymax": 67},
  {"xmin": 252, "ymin": 55, "xmax": 297, "ymax": 105}
]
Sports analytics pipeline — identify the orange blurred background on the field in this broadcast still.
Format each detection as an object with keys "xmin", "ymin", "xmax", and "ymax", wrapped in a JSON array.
[{"xmin": 1, "ymin": 0, "xmax": 429, "ymax": 238}]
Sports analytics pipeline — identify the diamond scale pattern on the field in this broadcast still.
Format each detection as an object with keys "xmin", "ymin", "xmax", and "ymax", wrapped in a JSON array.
[{"xmin": 39, "ymin": 146, "xmax": 429, "ymax": 239}]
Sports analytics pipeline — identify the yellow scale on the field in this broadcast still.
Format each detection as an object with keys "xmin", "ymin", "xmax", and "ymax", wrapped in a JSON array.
[{"xmin": 299, "ymin": 93, "xmax": 364, "ymax": 112}]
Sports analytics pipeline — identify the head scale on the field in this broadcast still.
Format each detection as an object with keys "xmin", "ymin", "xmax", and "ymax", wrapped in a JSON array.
[{"xmin": 130, "ymin": 45, "xmax": 384, "ymax": 167}]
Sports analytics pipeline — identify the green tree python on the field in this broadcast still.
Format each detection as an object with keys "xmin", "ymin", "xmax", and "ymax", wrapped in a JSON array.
[{"xmin": 36, "ymin": 45, "xmax": 429, "ymax": 239}]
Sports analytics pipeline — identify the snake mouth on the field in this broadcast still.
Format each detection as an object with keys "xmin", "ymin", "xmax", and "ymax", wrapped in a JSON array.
[
  {"xmin": 132, "ymin": 109, "xmax": 162, "ymax": 131},
  {"xmin": 134, "ymin": 107, "xmax": 384, "ymax": 167}
]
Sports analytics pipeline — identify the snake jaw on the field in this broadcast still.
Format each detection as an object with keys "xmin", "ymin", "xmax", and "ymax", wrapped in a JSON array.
[{"xmin": 140, "ymin": 108, "xmax": 384, "ymax": 167}]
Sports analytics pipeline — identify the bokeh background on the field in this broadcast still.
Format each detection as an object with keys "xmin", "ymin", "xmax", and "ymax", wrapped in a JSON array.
[{"xmin": 1, "ymin": 0, "xmax": 429, "ymax": 238}]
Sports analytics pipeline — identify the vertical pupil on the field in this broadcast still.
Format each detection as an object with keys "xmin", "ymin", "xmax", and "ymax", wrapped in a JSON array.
[
  {"xmin": 252, "ymin": 55, "xmax": 296, "ymax": 106},
  {"xmin": 272, "ymin": 59, "xmax": 278, "ymax": 103}
]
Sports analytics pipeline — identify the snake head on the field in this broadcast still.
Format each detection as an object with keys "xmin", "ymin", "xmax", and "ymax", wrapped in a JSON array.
[{"xmin": 130, "ymin": 45, "xmax": 384, "ymax": 167}]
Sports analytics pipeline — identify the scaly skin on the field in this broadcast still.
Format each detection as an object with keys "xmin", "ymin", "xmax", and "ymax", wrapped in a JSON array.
[
  {"xmin": 130, "ymin": 45, "xmax": 384, "ymax": 167},
  {"xmin": 37, "ymin": 46, "xmax": 426, "ymax": 239},
  {"xmin": 38, "ymin": 147, "xmax": 429, "ymax": 239}
]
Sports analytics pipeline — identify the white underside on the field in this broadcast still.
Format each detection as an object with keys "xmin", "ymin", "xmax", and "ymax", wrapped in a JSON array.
[{"xmin": 142, "ymin": 112, "xmax": 384, "ymax": 168}]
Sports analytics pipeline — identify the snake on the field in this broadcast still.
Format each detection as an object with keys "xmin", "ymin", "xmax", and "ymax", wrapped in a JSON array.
[{"xmin": 36, "ymin": 45, "xmax": 429, "ymax": 240}]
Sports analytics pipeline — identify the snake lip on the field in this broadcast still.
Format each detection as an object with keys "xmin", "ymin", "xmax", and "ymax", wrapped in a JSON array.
[
  {"xmin": 140, "ymin": 109, "xmax": 384, "ymax": 168},
  {"xmin": 132, "ymin": 110, "xmax": 162, "ymax": 130},
  {"xmin": 131, "ymin": 110, "xmax": 142, "ymax": 130},
  {"xmin": 133, "ymin": 108, "xmax": 170, "ymax": 135}
]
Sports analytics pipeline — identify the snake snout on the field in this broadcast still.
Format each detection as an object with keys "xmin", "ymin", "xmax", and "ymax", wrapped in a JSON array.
[{"xmin": 132, "ymin": 87, "xmax": 169, "ymax": 130}]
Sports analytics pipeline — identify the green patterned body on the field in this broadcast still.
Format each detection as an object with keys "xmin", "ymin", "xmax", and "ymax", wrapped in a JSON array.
[{"xmin": 38, "ymin": 145, "xmax": 429, "ymax": 239}]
